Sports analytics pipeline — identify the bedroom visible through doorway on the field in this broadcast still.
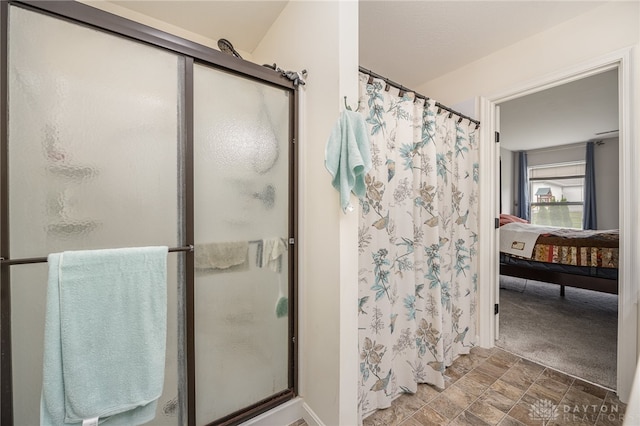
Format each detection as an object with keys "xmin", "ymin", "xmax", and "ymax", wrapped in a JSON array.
[{"xmin": 496, "ymin": 68, "xmax": 619, "ymax": 390}]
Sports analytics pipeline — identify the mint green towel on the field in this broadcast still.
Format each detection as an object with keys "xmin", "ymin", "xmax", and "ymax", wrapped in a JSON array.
[
  {"xmin": 325, "ymin": 110, "xmax": 372, "ymax": 212},
  {"xmin": 41, "ymin": 246, "xmax": 168, "ymax": 425}
]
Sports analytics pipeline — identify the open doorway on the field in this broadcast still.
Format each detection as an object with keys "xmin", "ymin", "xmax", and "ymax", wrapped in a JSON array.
[
  {"xmin": 496, "ymin": 69, "xmax": 619, "ymax": 390},
  {"xmin": 478, "ymin": 48, "xmax": 637, "ymax": 403}
]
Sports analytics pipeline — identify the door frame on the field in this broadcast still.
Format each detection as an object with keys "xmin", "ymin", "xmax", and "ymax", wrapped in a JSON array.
[{"xmin": 477, "ymin": 47, "xmax": 637, "ymax": 402}]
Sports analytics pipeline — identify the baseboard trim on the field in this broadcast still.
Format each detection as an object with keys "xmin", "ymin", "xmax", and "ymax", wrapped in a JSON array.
[
  {"xmin": 236, "ymin": 397, "xmax": 325, "ymax": 426},
  {"xmin": 302, "ymin": 402, "xmax": 325, "ymax": 426},
  {"xmin": 239, "ymin": 398, "xmax": 304, "ymax": 425}
]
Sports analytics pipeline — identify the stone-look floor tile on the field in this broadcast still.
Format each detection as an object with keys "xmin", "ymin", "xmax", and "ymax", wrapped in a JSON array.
[
  {"xmin": 501, "ymin": 360, "xmax": 544, "ymax": 390},
  {"xmin": 604, "ymin": 391, "xmax": 626, "ymax": 411},
  {"xmin": 536, "ymin": 376, "xmax": 571, "ymax": 395},
  {"xmin": 520, "ymin": 388, "xmax": 558, "ymax": 409},
  {"xmin": 363, "ymin": 350, "xmax": 621, "ymax": 426},
  {"xmin": 428, "ymin": 392, "xmax": 466, "ymax": 420},
  {"xmin": 517, "ymin": 357, "xmax": 547, "ymax": 376},
  {"xmin": 525, "ymin": 377, "xmax": 570, "ymax": 404},
  {"xmin": 570, "ymin": 379, "xmax": 608, "ymax": 400},
  {"xmin": 469, "ymin": 346, "xmax": 495, "ymax": 359},
  {"xmin": 455, "ymin": 376, "xmax": 490, "ymax": 399},
  {"xmin": 462, "ymin": 355, "xmax": 486, "ymax": 371},
  {"xmin": 444, "ymin": 368, "xmax": 468, "ymax": 385},
  {"xmin": 363, "ymin": 402, "xmax": 416, "ymax": 426},
  {"xmin": 553, "ymin": 387, "xmax": 604, "ymax": 426},
  {"xmin": 489, "ymin": 349, "xmax": 521, "ymax": 367},
  {"xmin": 594, "ymin": 408, "xmax": 625, "ymax": 426},
  {"xmin": 445, "ymin": 364, "xmax": 468, "ymax": 382},
  {"xmin": 398, "ymin": 416, "xmax": 425, "ymax": 426},
  {"xmin": 479, "ymin": 388, "xmax": 518, "ymax": 413},
  {"xmin": 405, "ymin": 406, "xmax": 450, "ymax": 426},
  {"xmin": 443, "ymin": 383, "xmax": 481, "ymax": 409},
  {"xmin": 541, "ymin": 368, "xmax": 575, "ymax": 386},
  {"xmin": 597, "ymin": 392, "xmax": 626, "ymax": 426},
  {"xmin": 548, "ymin": 405, "xmax": 601, "ymax": 426},
  {"xmin": 450, "ymin": 410, "xmax": 493, "ymax": 426},
  {"xmin": 559, "ymin": 386, "xmax": 604, "ymax": 409},
  {"xmin": 449, "ymin": 356, "xmax": 476, "ymax": 375},
  {"xmin": 468, "ymin": 400, "xmax": 508, "ymax": 425},
  {"xmin": 548, "ymin": 415, "xmax": 594, "ymax": 426},
  {"xmin": 466, "ymin": 369, "xmax": 498, "ymax": 388},
  {"xmin": 416, "ymin": 383, "xmax": 442, "ymax": 404},
  {"xmin": 362, "ymin": 409, "xmax": 394, "ymax": 426},
  {"xmin": 507, "ymin": 400, "xmax": 551, "ymax": 426},
  {"xmin": 466, "ymin": 349, "xmax": 495, "ymax": 369},
  {"xmin": 500, "ymin": 371, "xmax": 528, "ymax": 391},
  {"xmin": 476, "ymin": 356, "xmax": 511, "ymax": 379},
  {"xmin": 443, "ymin": 373, "xmax": 458, "ymax": 389},
  {"xmin": 498, "ymin": 415, "xmax": 527, "ymax": 426},
  {"xmin": 394, "ymin": 392, "xmax": 429, "ymax": 416},
  {"xmin": 489, "ymin": 379, "xmax": 527, "ymax": 402}
]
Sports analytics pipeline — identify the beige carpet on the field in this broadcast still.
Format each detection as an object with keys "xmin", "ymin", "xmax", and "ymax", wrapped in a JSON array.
[{"xmin": 496, "ymin": 275, "xmax": 617, "ymax": 390}]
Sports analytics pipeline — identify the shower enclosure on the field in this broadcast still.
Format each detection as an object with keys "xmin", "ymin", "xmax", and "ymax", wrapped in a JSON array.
[{"xmin": 0, "ymin": 2, "xmax": 298, "ymax": 425}]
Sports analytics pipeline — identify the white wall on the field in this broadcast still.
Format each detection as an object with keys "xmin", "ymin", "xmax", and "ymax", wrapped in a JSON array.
[
  {"xmin": 526, "ymin": 144, "xmax": 584, "ymax": 167},
  {"xmin": 500, "ymin": 148, "xmax": 513, "ymax": 214},
  {"xmin": 416, "ymin": 2, "xmax": 639, "ymax": 107},
  {"xmin": 595, "ymin": 138, "xmax": 619, "ymax": 230},
  {"xmin": 253, "ymin": 2, "xmax": 359, "ymax": 425}
]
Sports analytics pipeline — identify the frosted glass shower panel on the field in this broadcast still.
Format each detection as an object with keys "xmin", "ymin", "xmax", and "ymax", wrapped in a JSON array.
[
  {"xmin": 193, "ymin": 64, "xmax": 291, "ymax": 423},
  {"xmin": 8, "ymin": 6, "xmax": 179, "ymax": 257},
  {"xmin": 8, "ymin": 6, "xmax": 181, "ymax": 425},
  {"xmin": 9, "ymin": 258, "xmax": 182, "ymax": 426}
]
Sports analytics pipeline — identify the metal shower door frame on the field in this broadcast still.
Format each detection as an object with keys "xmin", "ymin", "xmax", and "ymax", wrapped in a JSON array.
[{"xmin": 0, "ymin": 2, "xmax": 299, "ymax": 425}]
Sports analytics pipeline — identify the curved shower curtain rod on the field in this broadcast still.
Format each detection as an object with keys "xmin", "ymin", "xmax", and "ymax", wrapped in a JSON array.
[{"xmin": 358, "ymin": 66, "xmax": 480, "ymax": 128}]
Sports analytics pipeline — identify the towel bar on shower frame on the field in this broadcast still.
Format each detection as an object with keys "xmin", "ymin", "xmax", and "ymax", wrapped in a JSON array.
[{"xmin": 0, "ymin": 245, "xmax": 195, "ymax": 266}]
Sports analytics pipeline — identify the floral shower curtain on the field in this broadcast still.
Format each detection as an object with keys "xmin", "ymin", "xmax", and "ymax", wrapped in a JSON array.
[{"xmin": 357, "ymin": 73, "xmax": 479, "ymax": 417}]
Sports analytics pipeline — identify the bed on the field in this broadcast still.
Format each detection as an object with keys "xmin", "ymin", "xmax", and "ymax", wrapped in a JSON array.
[{"xmin": 499, "ymin": 216, "xmax": 619, "ymax": 295}]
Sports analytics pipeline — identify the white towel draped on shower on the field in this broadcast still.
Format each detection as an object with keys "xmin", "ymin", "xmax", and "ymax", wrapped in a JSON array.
[
  {"xmin": 194, "ymin": 241, "xmax": 249, "ymax": 272},
  {"xmin": 261, "ymin": 238, "xmax": 287, "ymax": 273}
]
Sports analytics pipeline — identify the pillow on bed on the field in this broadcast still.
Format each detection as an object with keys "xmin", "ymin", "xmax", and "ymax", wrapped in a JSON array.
[{"xmin": 499, "ymin": 214, "xmax": 529, "ymax": 226}]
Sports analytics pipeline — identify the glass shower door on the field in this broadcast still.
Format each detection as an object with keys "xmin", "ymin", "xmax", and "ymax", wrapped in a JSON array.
[
  {"xmin": 7, "ymin": 5, "xmax": 182, "ymax": 425},
  {"xmin": 193, "ymin": 64, "xmax": 292, "ymax": 424}
]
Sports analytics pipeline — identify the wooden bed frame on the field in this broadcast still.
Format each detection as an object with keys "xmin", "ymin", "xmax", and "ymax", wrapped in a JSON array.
[{"xmin": 500, "ymin": 262, "xmax": 618, "ymax": 296}]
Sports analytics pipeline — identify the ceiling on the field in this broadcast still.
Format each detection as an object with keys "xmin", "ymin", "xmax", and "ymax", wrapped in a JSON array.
[
  {"xmin": 104, "ymin": 0, "xmax": 617, "ymax": 150},
  {"xmin": 108, "ymin": 0, "xmax": 288, "ymax": 55},
  {"xmin": 358, "ymin": 1, "xmax": 606, "ymax": 88},
  {"xmin": 105, "ymin": 1, "xmax": 607, "ymax": 89},
  {"xmin": 499, "ymin": 69, "xmax": 619, "ymax": 151}
]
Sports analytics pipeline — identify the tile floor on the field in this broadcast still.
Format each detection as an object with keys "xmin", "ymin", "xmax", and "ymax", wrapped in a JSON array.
[{"xmin": 361, "ymin": 347, "xmax": 626, "ymax": 426}]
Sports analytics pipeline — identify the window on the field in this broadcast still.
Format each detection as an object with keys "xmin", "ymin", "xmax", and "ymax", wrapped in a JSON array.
[{"xmin": 528, "ymin": 162, "xmax": 585, "ymax": 229}]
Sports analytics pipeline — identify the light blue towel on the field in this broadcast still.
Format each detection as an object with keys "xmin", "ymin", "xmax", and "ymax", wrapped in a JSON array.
[
  {"xmin": 41, "ymin": 246, "xmax": 168, "ymax": 425},
  {"xmin": 325, "ymin": 110, "xmax": 372, "ymax": 212}
]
